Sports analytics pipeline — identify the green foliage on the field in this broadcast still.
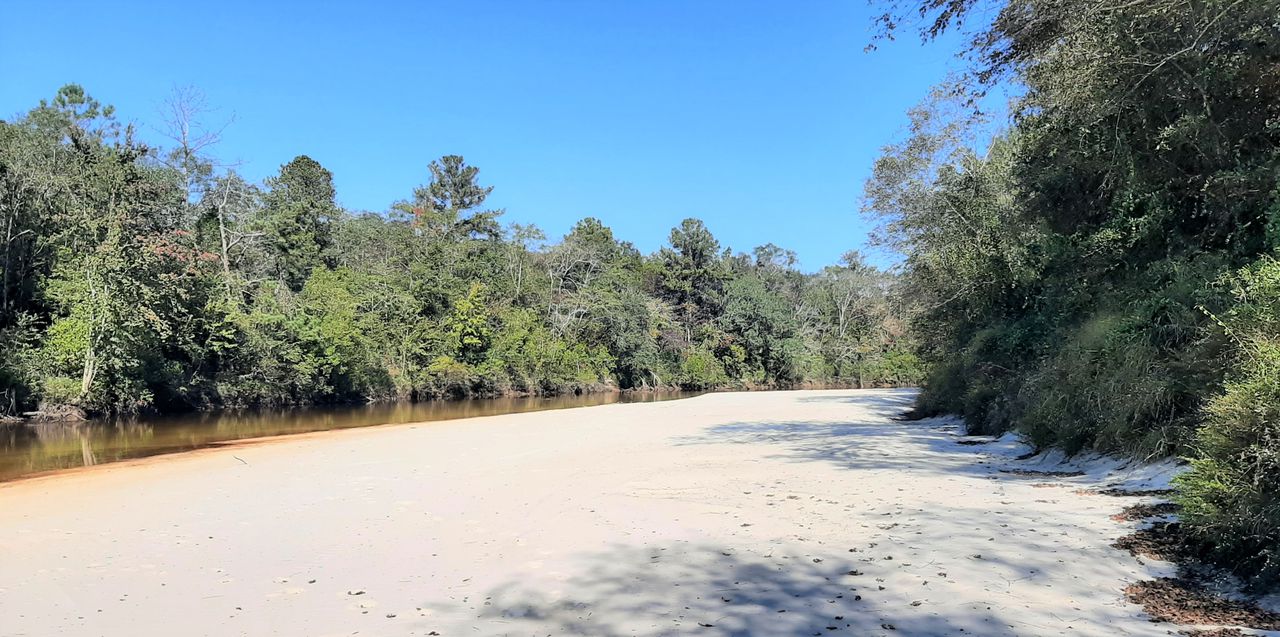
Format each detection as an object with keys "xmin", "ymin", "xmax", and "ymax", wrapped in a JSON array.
[
  {"xmin": 444, "ymin": 282, "xmax": 493, "ymax": 364},
  {"xmin": 860, "ymin": 348, "xmax": 923, "ymax": 388},
  {"xmin": 0, "ymin": 84, "xmax": 917, "ymax": 418},
  {"xmin": 484, "ymin": 308, "xmax": 609, "ymax": 394},
  {"xmin": 720, "ymin": 275, "xmax": 803, "ymax": 385},
  {"xmin": 40, "ymin": 376, "xmax": 82, "ymax": 406},
  {"xmin": 213, "ymin": 284, "xmax": 329, "ymax": 405},
  {"xmin": 395, "ymin": 155, "xmax": 502, "ymax": 241},
  {"xmin": 658, "ymin": 218, "xmax": 729, "ymax": 325},
  {"xmin": 293, "ymin": 268, "xmax": 392, "ymax": 398},
  {"xmin": 873, "ymin": 0, "xmax": 1280, "ymax": 580},
  {"xmin": 678, "ymin": 345, "xmax": 730, "ymax": 389},
  {"xmin": 262, "ymin": 156, "xmax": 337, "ymax": 291},
  {"xmin": 1176, "ymin": 257, "xmax": 1280, "ymax": 587},
  {"xmin": 425, "ymin": 355, "xmax": 475, "ymax": 398}
]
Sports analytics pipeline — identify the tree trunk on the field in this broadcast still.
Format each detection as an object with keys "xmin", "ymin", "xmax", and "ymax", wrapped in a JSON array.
[
  {"xmin": 1, "ymin": 210, "xmax": 11, "ymax": 317},
  {"xmin": 218, "ymin": 200, "xmax": 233, "ymax": 300},
  {"xmin": 79, "ymin": 341, "xmax": 97, "ymax": 401}
]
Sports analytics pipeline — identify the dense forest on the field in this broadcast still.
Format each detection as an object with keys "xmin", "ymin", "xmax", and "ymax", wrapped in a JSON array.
[
  {"xmin": 0, "ymin": 85, "xmax": 920, "ymax": 419},
  {"xmin": 867, "ymin": 1, "xmax": 1280, "ymax": 585}
]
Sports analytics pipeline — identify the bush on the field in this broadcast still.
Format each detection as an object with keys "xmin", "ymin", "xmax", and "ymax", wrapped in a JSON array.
[
  {"xmin": 1177, "ymin": 257, "xmax": 1280, "ymax": 587},
  {"xmin": 40, "ymin": 376, "xmax": 82, "ymax": 407},
  {"xmin": 859, "ymin": 348, "xmax": 925, "ymax": 387},
  {"xmin": 1018, "ymin": 313, "xmax": 1192, "ymax": 455},
  {"xmin": 425, "ymin": 355, "xmax": 475, "ymax": 398},
  {"xmin": 679, "ymin": 346, "xmax": 729, "ymax": 389},
  {"xmin": 483, "ymin": 308, "xmax": 610, "ymax": 395},
  {"xmin": 0, "ymin": 314, "xmax": 43, "ymax": 414}
]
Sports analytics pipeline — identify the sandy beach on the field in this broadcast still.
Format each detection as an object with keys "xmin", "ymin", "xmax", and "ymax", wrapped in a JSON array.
[{"xmin": 0, "ymin": 389, "xmax": 1186, "ymax": 636}]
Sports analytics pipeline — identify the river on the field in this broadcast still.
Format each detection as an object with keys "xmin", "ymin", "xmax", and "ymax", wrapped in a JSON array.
[{"xmin": 0, "ymin": 391, "xmax": 696, "ymax": 482}]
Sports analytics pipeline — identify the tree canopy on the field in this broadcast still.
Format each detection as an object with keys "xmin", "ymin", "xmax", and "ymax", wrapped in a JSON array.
[
  {"xmin": 867, "ymin": 0, "xmax": 1280, "ymax": 585},
  {"xmin": 0, "ymin": 84, "xmax": 920, "ymax": 418}
]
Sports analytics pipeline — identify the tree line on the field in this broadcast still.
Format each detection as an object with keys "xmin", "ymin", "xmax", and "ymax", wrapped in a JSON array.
[
  {"xmin": 867, "ymin": 0, "xmax": 1280, "ymax": 585},
  {"xmin": 0, "ymin": 85, "xmax": 921, "ymax": 418}
]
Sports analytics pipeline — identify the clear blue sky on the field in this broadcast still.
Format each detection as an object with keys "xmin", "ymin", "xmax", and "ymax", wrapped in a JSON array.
[{"xmin": 0, "ymin": 0, "xmax": 967, "ymax": 270}]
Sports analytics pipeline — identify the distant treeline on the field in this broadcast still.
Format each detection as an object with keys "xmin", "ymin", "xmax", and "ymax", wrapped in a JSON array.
[
  {"xmin": 0, "ymin": 85, "xmax": 920, "ymax": 418},
  {"xmin": 868, "ymin": 1, "xmax": 1280, "ymax": 585}
]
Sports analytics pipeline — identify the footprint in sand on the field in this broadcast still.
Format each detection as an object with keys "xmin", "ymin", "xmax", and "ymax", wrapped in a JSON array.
[
  {"xmin": 348, "ymin": 598, "xmax": 379, "ymax": 612},
  {"xmin": 265, "ymin": 586, "xmax": 307, "ymax": 599}
]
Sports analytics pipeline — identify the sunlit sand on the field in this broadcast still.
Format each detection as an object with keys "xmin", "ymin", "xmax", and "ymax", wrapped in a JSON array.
[{"xmin": 0, "ymin": 389, "xmax": 1178, "ymax": 636}]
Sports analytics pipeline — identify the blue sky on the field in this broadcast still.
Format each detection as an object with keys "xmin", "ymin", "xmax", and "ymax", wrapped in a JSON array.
[{"xmin": 1, "ymin": 1, "xmax": 969, "ymax": 270}]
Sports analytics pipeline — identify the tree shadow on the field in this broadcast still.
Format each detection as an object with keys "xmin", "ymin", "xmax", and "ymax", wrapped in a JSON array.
[
  {"xmin": 459, "ymin": 542, "xmax": 1019, "ymax": 636},
  {"xmin": 415, "ymin": 491, "xmax": 1166, "ymax": 636},
  {"xmin": 683, "ymin": 389, "xmax": 992, "ymax": 478},
  {"xmin": 794, "ymin": 389, "xmax": 919, "ymax": 418},
  {"xmin": 401, "ymin": 390, "xmax": 1162, "ymax": 636},
  {"xmin": 428, "ymin": 478, "xmax": 1162, "ymax": 635},
  {"xmin": 671, "ymin": 417, "xmax": 1002, "ymax": 479}
]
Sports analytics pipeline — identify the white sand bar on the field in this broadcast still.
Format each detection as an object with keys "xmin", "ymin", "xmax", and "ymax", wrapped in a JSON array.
[{"xmin": 0, "ymin": 389, "xmax": 1178, "ymax": 636}]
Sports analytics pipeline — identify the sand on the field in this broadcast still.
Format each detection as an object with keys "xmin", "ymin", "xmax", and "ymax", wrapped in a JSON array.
[{"xmin": 0, "ymin": 389, "xmax": 1194, "ymax": 636}]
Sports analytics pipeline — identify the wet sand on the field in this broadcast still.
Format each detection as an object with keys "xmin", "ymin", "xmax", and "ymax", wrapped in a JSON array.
[{"xmin": 0, "ymin": 389, "xmax": 1181, "ymax": 636}]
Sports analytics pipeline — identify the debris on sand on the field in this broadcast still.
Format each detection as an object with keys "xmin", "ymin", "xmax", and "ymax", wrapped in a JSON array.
[
  {"xmin": 1080, "ymin": 487, "xmax": 1176, "ymax": 497},
  {"xmin": 998, "ymin": 469, "xmax": 1085, "ymax": 478},
  {"xmin": 1112, "ymin": 522, "xmax": 1197, "ymax": 562},
  {"xmin": 1125, "ymin": 578, "xmax": 1280, "ymax": 630},
  {"xmin": 1111, "ymin": 501, "xmax": 1181, "ymax": 522}
]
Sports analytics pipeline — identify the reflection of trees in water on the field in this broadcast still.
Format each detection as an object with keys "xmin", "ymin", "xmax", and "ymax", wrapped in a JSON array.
[
  {"xmin": 0, "ymin": 423, "xmax": 40, "ymax": 452},
  {"xmin": 78, "ymin": 425, "xmax": 96, "ymax": 466},
  {"xmin": 0, "ymin": 393, "xmax": 697, "ymax": 481},
  {"xmin": 27, "ymin": 420, "xmax": 153, "ymax": 447},
  {"xmin": 0, "ymin": 423, "xmax": 41, "ymax": 478},
  {"xmin": 73, "ymin": 421, "xmax": 154, "ymax": 466},
  {"xmin": 0, "ymin": 421, "xmax": 158, "ymax": 478}
]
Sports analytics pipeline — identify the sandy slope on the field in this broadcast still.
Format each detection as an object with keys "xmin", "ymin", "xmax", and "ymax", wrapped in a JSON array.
[{"xmin": 0, "ymin": 389, "xmax": 1185, "ymax": 636}]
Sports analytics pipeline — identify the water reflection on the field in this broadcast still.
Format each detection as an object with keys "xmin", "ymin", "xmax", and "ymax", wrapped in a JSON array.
[{"xmin": 0, "ymin": 391, "xmax": 695, "ymax": 482}]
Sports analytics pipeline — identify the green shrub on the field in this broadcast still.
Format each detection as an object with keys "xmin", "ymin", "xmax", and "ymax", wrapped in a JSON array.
[
  {"xmin": 41, "ymin": 316, "xmax": 90, "ymax": 372},
  {"xmin": 425, "ymin": 355, "xmax": 475, "ymax": 398},
  {"xmin": 40, "ymin": 376, "xmax": 82, "ymax": 406},
  {"xmin": 859, "ymin": 348, "xmax": 925, "ymax": 387},
  {"xmin": 1177, "ymin": 257, "xmax": 1280, "ymax": 587},
  {"xmin": 1018, "ymin": 313, "xmax": 1189, "ymax": 455},
  {"xmin": 483, "ymin": 308, "xmax": 609, "ymax": 395},
  {"xmin": 679, "ymin": 346, "xmax": 730, "ymax": 389}
]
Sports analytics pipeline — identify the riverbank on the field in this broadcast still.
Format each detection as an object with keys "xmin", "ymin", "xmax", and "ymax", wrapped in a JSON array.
[
  {"xmin": 0, "ymin": 389, "xmax": 1220, "ymax": 636},
  {"xmin": 0, "ymin": 386, "xmax": 902, "ymax": 483},
  {"xmin": 0, "ymin": 391, "xmax": 700, "ymax": 483},
  {"xmin": 18, "ymin": 381, "xmax": 897, "ymax": 425}
]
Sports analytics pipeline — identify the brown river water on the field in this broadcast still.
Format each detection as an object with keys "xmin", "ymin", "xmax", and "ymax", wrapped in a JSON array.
[{"xmin": 0, "ymin": 391, "xmax": 698, "ymax": 483}]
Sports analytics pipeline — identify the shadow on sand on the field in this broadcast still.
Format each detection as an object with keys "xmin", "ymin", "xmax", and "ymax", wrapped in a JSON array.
[
  {"xmin": 405, "ymin": 390, "xmax": 1147, "ymax": 636},
  {"xmin": 465, "ymin": 542, "xmax": 1019, "ymax": 636},
  {"xmin": 670, "ymin": 407, "xmax": 986, "ymax": 479}
]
